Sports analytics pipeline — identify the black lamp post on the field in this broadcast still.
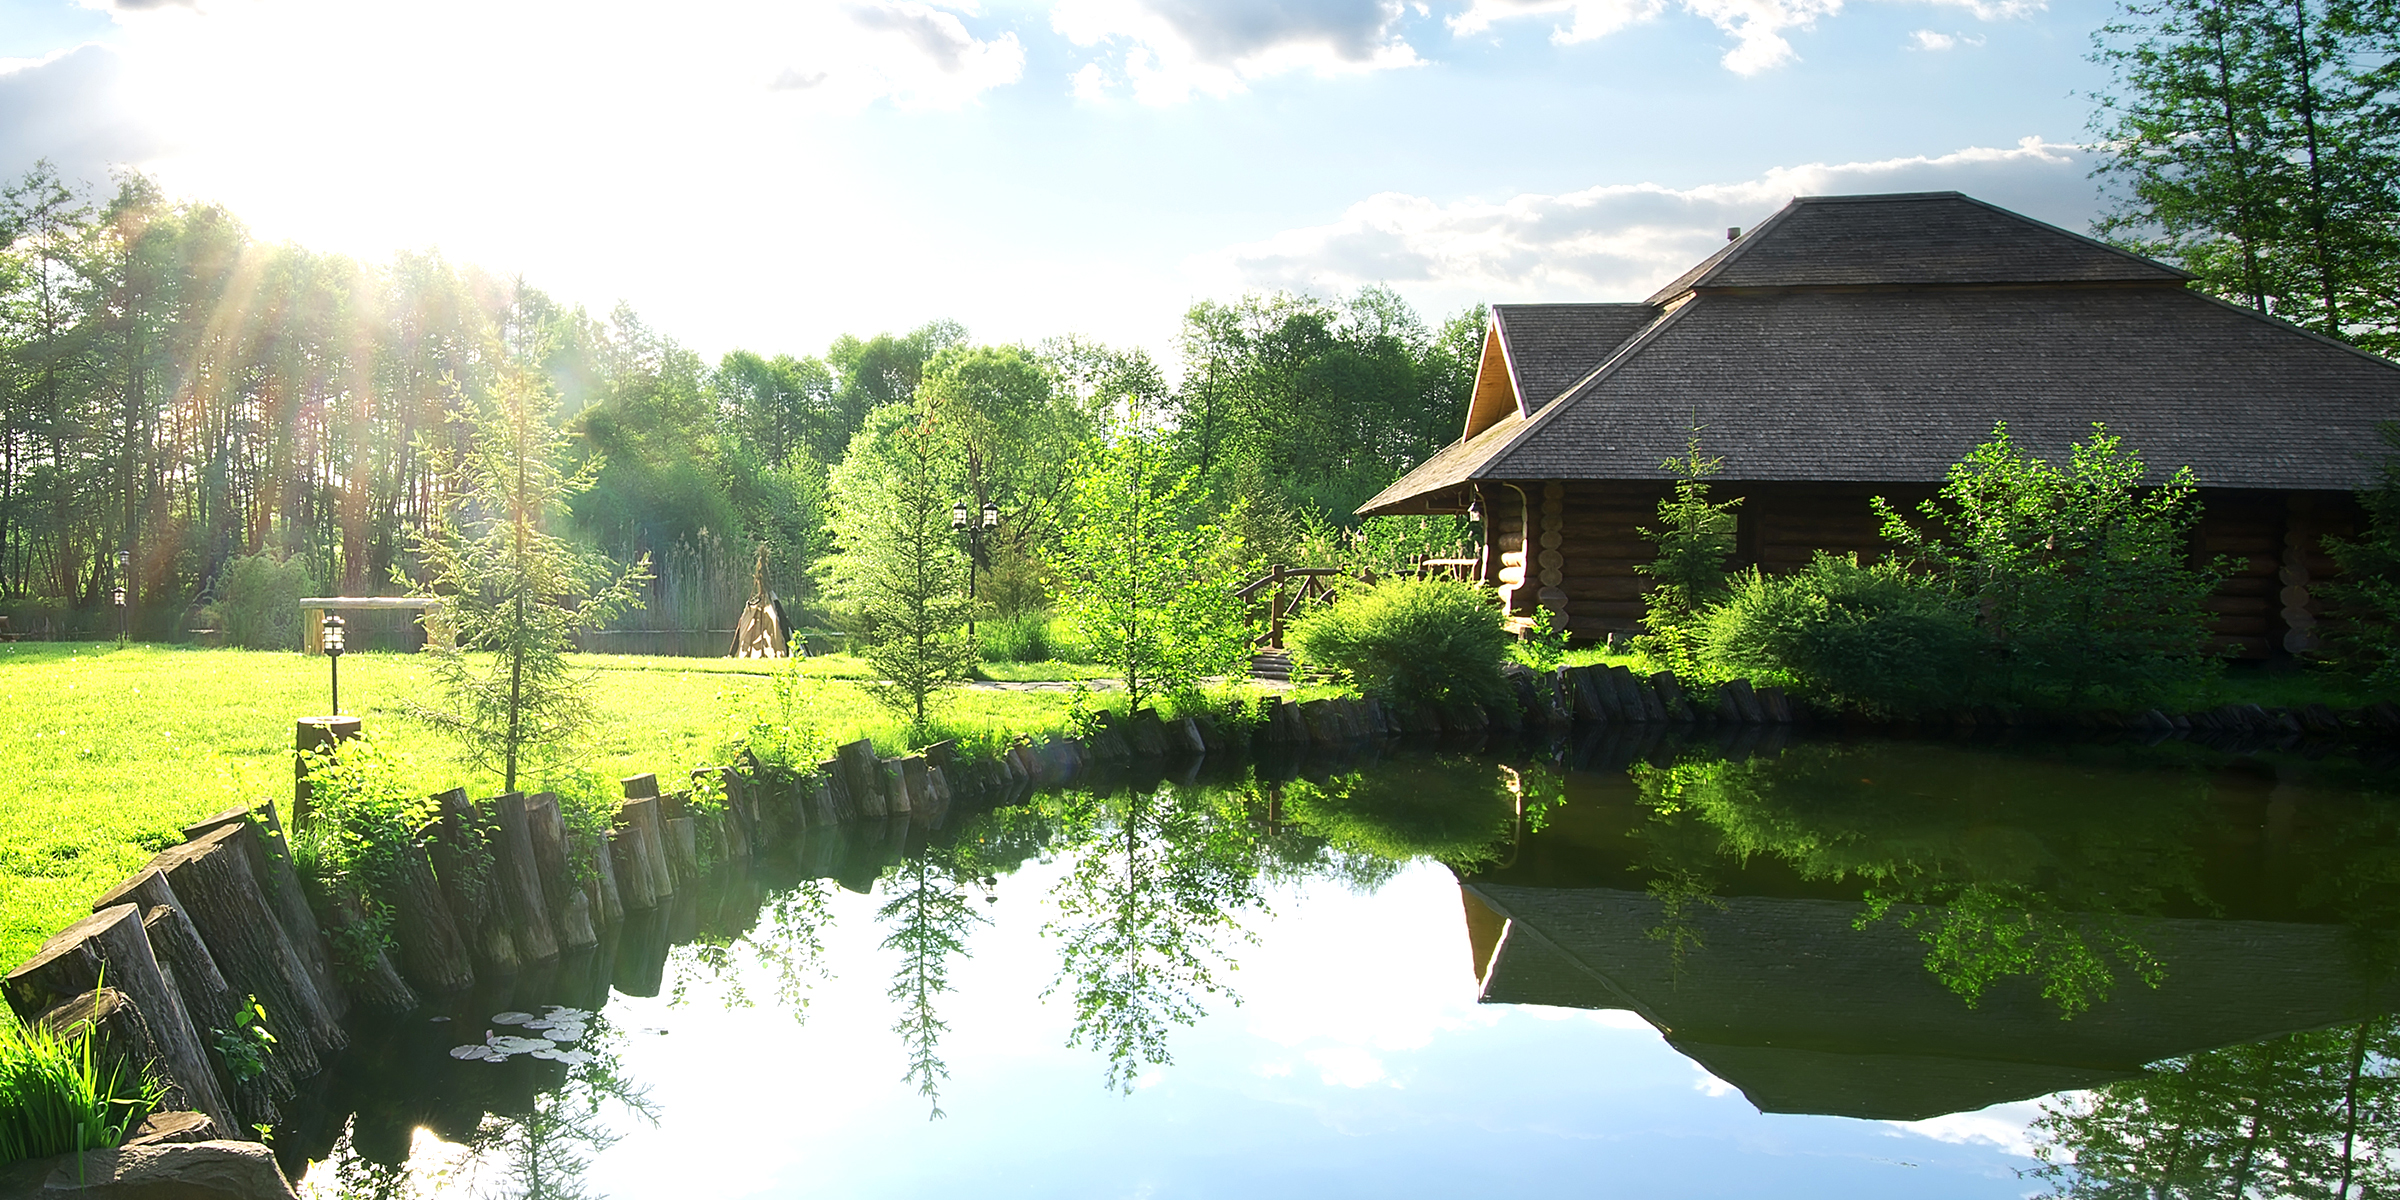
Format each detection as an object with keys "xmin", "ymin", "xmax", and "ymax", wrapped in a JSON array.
[
  {"xmin": 951, "ymin": 500, "xmax": 1001, "ymax": 639},
  {"xmin": 111, "ymin": 586, "xmax": 126, "ymax": 639},
  {"xmin": 321, "ymin": 613, "xmax": 346, "ymax": 715}
]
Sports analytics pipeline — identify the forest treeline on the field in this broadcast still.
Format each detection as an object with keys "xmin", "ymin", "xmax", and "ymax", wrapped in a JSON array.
[{"xmin": 0, "ymin": 162, "xmax": 1481, "ymax": 641}]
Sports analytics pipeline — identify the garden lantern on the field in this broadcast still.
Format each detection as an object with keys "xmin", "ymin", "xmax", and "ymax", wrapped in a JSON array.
[
  {"xmin": 1466, "ymin": 497, "xmax": 1482, "ymax": 523},
  {"xmin": 111, "ymin": 586, "xmax": 125, "ymax": 638},
  {"xmin": 321, "ymin": 612, "xmax": 346, "ymax": 715},
  {"xmin": 955, "ymin": 499, "xmax": 1001, "ymax": 639},
  {"xmin": 950, "ymin": 502, "xmax": 970, "ymax": 530},
  {"xmin": 981, "ymin": 500, "xmax": 998, "ymax": 529}
]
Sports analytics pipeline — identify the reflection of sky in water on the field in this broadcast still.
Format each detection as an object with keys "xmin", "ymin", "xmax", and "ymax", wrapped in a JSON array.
[{"xmin": 313, "ymin": 858, "xmax": 2043, "ymax": 1198}]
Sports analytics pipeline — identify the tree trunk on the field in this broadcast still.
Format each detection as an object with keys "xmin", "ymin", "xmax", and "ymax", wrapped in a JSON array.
[
  {"xmin": 489, "ymin": 792, "xmax": 560, "ymax": 962},
  {"xmin": 138, "ymin": 901, "xmax": 288, "ymax": 1124},
  {"xmin": 837, "ymin": 740, "xmax": 886, "ymax": 820},
  {"xmin": 5, "ymin": 903, "xmax": 239, "ymax": 1137},
  {"xmin": 425, "ymin": 789, "xmax": 522, "ymax": 975},
  {"xmin": 524, "ymin": 794, "xmax": 596, "ymax": 951},
  {"xmin": 33, "ymin": 989, "xmax": 176, "ymax": 1121},
  {"xmin": 609, "ymin": 798, "xmax": 663, "ymax": 912},
  {"xmin": 152, "ymin": 829, "xmax": 342, "ymax": 1076},
  {"xmin": 181, "ymin": 805, "xmax": 347, "ymax": 1025},
  {"xmin": 583, "ymin": 831, "xmax": 623, "ymax": 927},
  {"xmin": 318, "ymin": 886, "xmax": 417, "ymax": 1014},
  {"xmin": 381, "ymin": 835, "xmax": 474, "ymax": 995},
  {"xmin": 663, "ymin": 816, "xmax": 699, "ymax": 885}
]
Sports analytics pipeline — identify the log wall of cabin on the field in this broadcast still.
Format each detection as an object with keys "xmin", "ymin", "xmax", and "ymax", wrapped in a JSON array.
[{"xmin": 1479, "ymin": 480, "xmax": 2360, "ymax": 659}]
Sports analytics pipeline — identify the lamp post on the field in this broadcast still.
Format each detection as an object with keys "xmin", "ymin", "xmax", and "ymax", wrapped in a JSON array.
[
  {"xmin": 111, "ymin": 586, "xmax": 125, "ymax": 640},
  {"xmin": 321, "ymin": 613, "xmax": 346, "ymax": 716},
  {"xmin": 951, "ymin": 499, "xmax": 1000, "ymax": 639}
]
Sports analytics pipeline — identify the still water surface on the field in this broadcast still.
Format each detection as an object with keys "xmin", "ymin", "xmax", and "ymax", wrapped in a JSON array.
[{"xmin": 290, "ymin": 731, "xmax": 2400, "ymax": 1198}]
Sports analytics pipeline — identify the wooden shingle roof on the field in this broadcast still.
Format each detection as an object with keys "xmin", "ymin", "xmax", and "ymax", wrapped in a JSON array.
[{"xmin": 1359, "ymin": 192, "xmax": 2400, "ymax": 515}]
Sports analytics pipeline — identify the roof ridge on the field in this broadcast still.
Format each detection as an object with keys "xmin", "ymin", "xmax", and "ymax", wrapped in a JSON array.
[
  {"xmin": 1641, "ymin": 206, "xmax": 1798, "ymax": 306},
  {"xmin": 1940, "ymin": 192, "xmax": 2191, "ymax": 282},
  {"xmin": 1482, "ymin": 300, "xmax": 1697, "ymax": 477}
]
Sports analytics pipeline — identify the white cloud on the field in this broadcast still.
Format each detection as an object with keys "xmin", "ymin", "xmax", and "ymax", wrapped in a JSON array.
[
  {"xmin": 1450, "ymin": 0, "xmax": 1664, "ymax": 44},
  {"xmin": 1194, "ymin": 136, "xmax": 2101, "ymax": 308},
  {"xmin": 1452, "ymin": 0, "xmax": 2029, "ymax": 73},
  {"xmin": 1054, "ymin": 0, "xmax": 1422, "ymax": 103},
  {"xmin": 1306, "ymin": 1044, "xmax": 1392, "ymax": 1087},
  {"xmin": 1449, "ymin": 0, "xmax": 1837, "ymax": 72},
  {"xmin": 0, "ymin": 44, "xmax": 159, "ymax": 183},
  {"xmin": 1907, "ymin": 28, "xmax": 1983, "ymax": 49},
  {"xmin": 1886, "ymin": 1099, "xmax": 2051, "ymax": 1158}
]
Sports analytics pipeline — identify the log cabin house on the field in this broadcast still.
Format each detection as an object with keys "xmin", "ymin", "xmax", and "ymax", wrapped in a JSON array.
[{"xmin": 1356, "ymin": 192, "xmax": 2400, "ymax": 657}]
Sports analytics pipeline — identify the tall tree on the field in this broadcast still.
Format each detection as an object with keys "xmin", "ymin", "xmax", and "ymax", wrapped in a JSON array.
[
  {"xmin": 2092, "ymin": 0, "xmax": 2400, "ymax": 350},
  {"xmin": 413, "ymin": 366, "xmax": 650, "ymax": 790},
  {"xmin": 819, "ymin": 401, "xmax": 975, "ymax": 730}
]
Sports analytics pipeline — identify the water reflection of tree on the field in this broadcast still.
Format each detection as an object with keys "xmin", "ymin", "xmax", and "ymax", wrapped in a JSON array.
[
  {"xmin": 1627, "ymin": 744, "xmax": 2215, "ymax": 1016},
  {"xmin": 1276, "ymin": 755, "xmax": 1523, "ymax": 871},
  {"xmin": 2032, "ymin": 1019, "xmax": 2400, "ymax": 1199},
  {"xmin": 1043, "ymin": 780, "xmax": 1267, "ymax": 1092},
  {"xmin": 312, "ymin": 1016, "xmax": 656, "ymax": 1200},
  {"xmin": 878, "ymin": 840, "xmax": 990, "ymax": 1119},
  {"xmin": 669, "ymin": 881, "xmax": 836, "ymax": 1017}
]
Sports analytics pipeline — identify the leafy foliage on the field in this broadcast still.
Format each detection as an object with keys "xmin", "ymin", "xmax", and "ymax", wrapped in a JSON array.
[
  {"xmin": 200, "ymin": 554, "xmax": 318, "ymax": 651},
  {"xmin": 1288, "ymin": 577, "xmax": 1512, "ymax": 709},
  {"xmin": 1054, "ymin": 428, "xmax": 1250, "ymax": 712},
  {"xmin": 2090, "ymin": 0, "xmax": 2400, "ymax": 351},
  {"xmin": 2321, "ymin": 421, "xmax": 2400, "ymax": 687},
  {"xmin": 819, "ymin": 402, "xmax": 977, "ymax": 731},
  {"xmin": 1697, "ymin": 553, "xmax": 1982, "ymax": 716},
  {"xmin": 0, "ymin": 1005, "xmax": 161, "ymax": 1165},
  {"xmin": 413, "ymin": 368, "xmax": 651, "ymax": 790},
  {"xmin": 295, "ymin": 738, "xmax": 436, "ymax": 972},
  {"xmin": 1874, "ymin": 422, "xmax": 2223, "ymax": 714},
  {"xmin": 1634, "ymin": 431, "xmax": 1742, "ymax": 679}
]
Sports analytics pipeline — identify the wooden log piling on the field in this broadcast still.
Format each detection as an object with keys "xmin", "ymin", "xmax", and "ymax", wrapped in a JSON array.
[{"xmin": 426, "ymin": 789, "xmax": 522, "ymax": 975}]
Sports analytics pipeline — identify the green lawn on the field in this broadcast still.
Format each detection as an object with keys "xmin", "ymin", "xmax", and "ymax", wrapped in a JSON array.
[{"xmin": 0, "ymin": 643, "xmax": 1116, "ymax": 970}]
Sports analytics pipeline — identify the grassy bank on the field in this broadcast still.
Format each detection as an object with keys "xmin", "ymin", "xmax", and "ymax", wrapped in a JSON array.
[{"xmin": 0, "ymin": 643, "xmax": 1118, "ymax": 969}]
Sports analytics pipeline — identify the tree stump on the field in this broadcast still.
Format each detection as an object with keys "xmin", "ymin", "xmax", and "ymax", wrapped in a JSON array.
[
  {"xmin": 836, "ymin": 740, "xmax": 885, "ymax": 820},
  {"xmin": 582, "ymin": 831, "xmax": 624, "ymax": 927},
  {"xmin": 138, "ymin": 902, "xmax": 288, "ymax": 1123},
  {"xmin": 425, "ymin": 790, "xmax": 522, "ymax": 975},
  {"xmin": 319, "ymin": 886, "xmax": 420, "ymax": 1014},
  {"xmin": 152, "ymin": 828, "xmax": 343, "ymax": 1074},
  {"xmin": 610, "ymin": 798, "xmax": 662, "ymax": 911},
  {"xmin": 524, "ymin": 794, "xmax": 596, "ymax": 951},
  {"xmin": 663, "ymin": 816, "xmax": 699, "ymax": 884},
  {"xmin": 5, "ymin": 904, "xmax": 238, "ymax": 1137},
  {"xmin": 380, "ymin": 834, "xmax": 473, "ymax": 995},
  {"xmin": 818, "ymin": 759, "xmax": 856, "ymax": 824},
  {"xmin": 181, "ymin": 806, "xmax": 347, "ymax": 1025},
  {"xmin": 32, "ymin": 988, "xmax": 180, "ymax": 1116},
  {"xmin": 489, "ymin": 793, "xmax": 561, "ymax": 962}
]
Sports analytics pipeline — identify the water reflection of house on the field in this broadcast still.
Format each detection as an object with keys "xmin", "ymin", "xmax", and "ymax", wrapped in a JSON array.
[{"xmin": 1460, "ymin": 882, "xmax": 2398, "ymax": 1121}]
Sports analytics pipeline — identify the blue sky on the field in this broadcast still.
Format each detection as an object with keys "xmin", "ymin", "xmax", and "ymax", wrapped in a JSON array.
[{"xmin": 1, "ymin": 0, "xmax": 2125, "ymax": 365}]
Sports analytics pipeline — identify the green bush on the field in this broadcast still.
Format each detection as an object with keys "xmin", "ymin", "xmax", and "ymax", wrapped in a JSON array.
[
  {"xmin": 202, "ymin": 554, "xmax": 318, "ymax": 651},
  {"xmin": 978, "ymin": 612, "xmax": 1054, "ymax": 663},
  {"xmin": 1288, "ymin": 577, "xmax": 1511, "ymax": 709},
  {"xmin": 1876, "ymin": 422, "xmax": 2223, "ymax": 714},
  {"xmin": 0, "ymin": 1009, "xmax": 160, "ymax": 1165},
  {"xmin": 1698, "ymin": 553, "xmax": 1982, "ymax": 716}
]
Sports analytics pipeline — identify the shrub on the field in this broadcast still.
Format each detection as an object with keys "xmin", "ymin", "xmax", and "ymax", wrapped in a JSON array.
[
  {"xmin": 1698, "ymin": 553, "xmax": 1982, "ymax": 716},
  {"xmin": 2320, "ymin": 421, "xmax": 2400, "ymax": 687},
  {"xmin": 0, "ymin": 1008, "xmax": 160, "ymax": 1165},
  {"xmin": 1288, "ymin": 577, "xmax": 1511, "ymax": 709},
  {"xmin": 295, "ymin": 738, "xmax": 438, "ymax": 976},
  {"xmin": 202, "ymin": 553, "xmax": 318, "ymax": 650},
  {"xmin": 978, "ymin": 612, "xmax": 1054, "ymax": 663},
  {"xmin": 1875, "ymin": 421, "xmax": 2223, "ymax": 714},
  {"xmin": 1634, "ymin": 430, "xmax": 1741, "ymax": 679}
]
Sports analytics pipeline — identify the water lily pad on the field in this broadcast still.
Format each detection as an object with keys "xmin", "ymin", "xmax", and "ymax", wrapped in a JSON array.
[{"xmin": 490, "ymin": 1012, "xmax": 535, "ymax": 1025}]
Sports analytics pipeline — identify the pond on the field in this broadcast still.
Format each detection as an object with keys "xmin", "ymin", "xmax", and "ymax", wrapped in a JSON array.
[{"xmin": 284, "ymin": 730, "xmax": 2400, "ymax": 1198}]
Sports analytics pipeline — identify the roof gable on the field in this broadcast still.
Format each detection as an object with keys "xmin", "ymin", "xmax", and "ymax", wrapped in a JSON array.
[{"xmin": 1645, "ymin": 192, "xmax": 2188, "ymax": 305}]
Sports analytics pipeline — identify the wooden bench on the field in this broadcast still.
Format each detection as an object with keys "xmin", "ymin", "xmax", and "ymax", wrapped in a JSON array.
[{"xmin": 0, "ymin": 616, "xmax": 20, "ymax": 642}]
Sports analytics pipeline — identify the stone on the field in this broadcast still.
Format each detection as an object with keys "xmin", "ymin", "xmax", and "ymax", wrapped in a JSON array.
[
  {"xmin": 125, "ymin": 1112, "xmax": 215, "ymax": 1147},
  {"xmin": 0, "ymin": 1140, "xmax": 300, "ymax": 1199}
]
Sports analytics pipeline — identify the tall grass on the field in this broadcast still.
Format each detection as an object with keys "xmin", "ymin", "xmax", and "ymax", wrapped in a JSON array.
[{"xmin": 0, "ymin": 1008, "xmax": 159, "ymax": 1166}]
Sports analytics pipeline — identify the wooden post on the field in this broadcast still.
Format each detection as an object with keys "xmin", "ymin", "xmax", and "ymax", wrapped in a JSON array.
[
  {"xmin": 180, "ymin": 805, "xmax": 348, "ymax": 1025},
  {"xmin": 291, "ymin": 715, "xmax": 362, "ymax": 827},
  {"xmin": 490, "ymin": 792, "xmax": 561, "ymax": 962},
  {"xmin": 425, "ymin": 789, "xmax": 522, "ymax": 975},
  {"xmin": 1269, "ymin": 565, "xmax": 1287, "ymax": 649},
  {"xmin": 154, "ymin": 826, "xmax": 344, "ymax": 1068},
  {"xmin": 610, "ymin": 798, "xmax": 663, "ymax": 911},
  {"xmin": 584, "ymin": 831, "xmax": 624, "ymax": 926},
  {"xmin": 5, "ymin": 905, "xmax": 239, "ymax": 1138},
  {"xmin": 381, "ymin": 835, "xmax": 474, "ymax": 994},
  {"xmin": 524, "ymin": 794, "xmax": 597, "ymax": 951}
]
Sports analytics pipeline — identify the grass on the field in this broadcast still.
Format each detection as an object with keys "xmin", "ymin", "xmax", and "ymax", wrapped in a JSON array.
[
  {"xmin": 0, "ymin": 1006, "xmax": 159, "ymax": 1165},
  {"xmin": 0, "ymin": 643, "xmax": 1133, "ymax": 970}
]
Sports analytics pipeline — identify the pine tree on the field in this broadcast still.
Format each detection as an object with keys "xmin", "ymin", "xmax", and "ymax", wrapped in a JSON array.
[
  {"xmin": 820, "ymin": 401, "xmax": 976, "ymax": 732},
  {"xmin": 412, "ymin": 367, "xmax": 650, "ymax": 790}
]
